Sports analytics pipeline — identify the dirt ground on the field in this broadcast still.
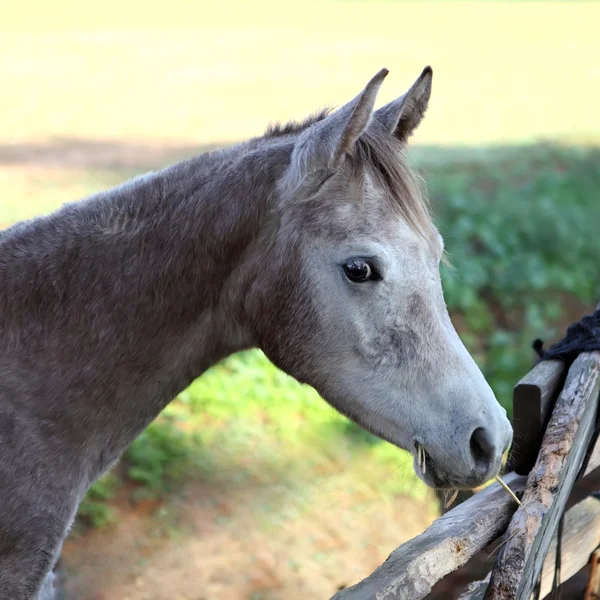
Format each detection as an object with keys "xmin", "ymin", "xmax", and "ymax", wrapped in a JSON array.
[
  {"xmin": 59, "ymin": 473, "xmax": 600, "ymax": 600},
  {"xmin": 59, "ymin": 477, "xmax": 437, "ymax": 600}
]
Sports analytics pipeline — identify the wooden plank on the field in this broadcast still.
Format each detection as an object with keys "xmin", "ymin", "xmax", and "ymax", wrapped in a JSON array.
[
  {"xmin": 509, "ymin": 359, "xmax": 566, "ymax": 475},
  {"xmin": 484, "ymin": 351, "xmax": 600, "ymax": 600},
  {"xmin": 456, "ymin": 495, "xmax": 600, "ymax": 599},
  {"xmin": 330, "ymin": 473, "xmax": 526, "ymax": 600},
  {"xmin": 538, "ymin": 495, "xmax": 600, "ymax": 598},
  {"xmin": 510, "ymin": 300, "xmax": 600, "ymax": 476},
  {"xmin": 585, "ymin": 549, "xmax": 600, "ymax": 600}
]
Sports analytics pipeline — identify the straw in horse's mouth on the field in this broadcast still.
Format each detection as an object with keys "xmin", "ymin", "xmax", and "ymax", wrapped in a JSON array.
[
  {"xmin": 414, "ymin": 442, "xmax": 432, "ymax": 477},
  {"xmin": 413, "ymin": 442, "xmax": 459, "ymax": 508},
  {"xmin": 414, "ymin": 443, "xmax": 458, "ymax": 507},
  {"xmin": 414, "ymin": 443, "xmax": 521, "ymax": 508},
  {"xmin": 444, "ymin": 490, "xmax": 460, "ymax": 508},
  {"xmin": 417, "ymin": 442, "xmax": 427, "ymax": 474},
  {"xmin": 494, "ymin": 475, "xmax": 521, "ymax": 506}
]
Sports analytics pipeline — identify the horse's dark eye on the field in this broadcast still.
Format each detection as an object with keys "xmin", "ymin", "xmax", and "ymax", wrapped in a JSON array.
[{"xmin": 343, "ymin": 259, "xmax": 377, "ymax": 282}]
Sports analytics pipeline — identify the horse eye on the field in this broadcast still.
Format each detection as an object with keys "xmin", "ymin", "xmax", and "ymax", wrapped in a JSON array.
[{"xmin": 343, "ymin": 259, "xmax": 378, "ymax": 282}]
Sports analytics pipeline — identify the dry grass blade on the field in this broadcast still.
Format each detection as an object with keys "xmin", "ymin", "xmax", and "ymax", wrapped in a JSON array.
[
  {"xmin": 444, "ymin": 489, "xmax": 459, "ymax": 509},
  {"xmin": 495, "ymin": 475, "xmax": 522, "ymax": 505},
  {"xmin": 487, "ymin": 529, "xmax": 520, "ymax": 559},
  {"xmin": 416, "ymin": 443, "xmax": 427, "ymax": 475}
]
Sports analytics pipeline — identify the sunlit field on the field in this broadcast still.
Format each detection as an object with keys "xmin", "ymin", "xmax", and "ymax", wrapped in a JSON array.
[
  {"xmin": 2, "ymin": 1, "xmax": 599, "ymax": 147},
  {"xmin": 1, "ymin": 1, "xmax": 599, "ymax": 598}
]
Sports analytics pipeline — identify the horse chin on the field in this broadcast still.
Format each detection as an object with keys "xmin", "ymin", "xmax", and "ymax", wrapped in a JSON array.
[
  {"xmin": 419, "ymin": 469, "xmax": 492, "ymax": 492},
  {"xmin": 413, "ymin": 451, "xmax": 484, "ymax": 492}
]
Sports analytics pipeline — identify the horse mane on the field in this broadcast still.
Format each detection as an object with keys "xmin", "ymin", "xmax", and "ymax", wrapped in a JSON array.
[
  {"xmin": 353, "ymin": 128, "xmax": 434, "ymax": 248},
  {"xmin": 265, "ymin": 110, "xmax": 435, "ymax": 250},
  {"xmin": 263, "ymin": 108, "xmax": 332, "ymax": 138}
]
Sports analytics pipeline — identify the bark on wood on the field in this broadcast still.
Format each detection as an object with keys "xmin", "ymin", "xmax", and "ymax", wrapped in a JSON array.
[
  {"xmin": 585, "ymin": 549, "xmax": 600, "ymax": 600},
  {"xmin": 456, "ymin": 495, "xmax": 600, "ymax": 599},
  {"xmin": 484, "ymin": 351, "xmax": 600, "ymax": 600},
  {"xmin": 509, "ymin": 360, "xmax": 566, "ymax": 475},
  {"xmin": 330, "ymin": 473, "xmax": 526, "ymax": 600}
]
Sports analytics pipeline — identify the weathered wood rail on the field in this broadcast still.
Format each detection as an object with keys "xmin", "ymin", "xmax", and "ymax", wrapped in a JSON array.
[{"xmin": 331, "ymin": 305, "xmax": 600, "ymax": 600}]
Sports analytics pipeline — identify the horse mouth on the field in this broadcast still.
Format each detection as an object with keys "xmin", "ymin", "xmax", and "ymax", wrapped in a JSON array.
[
  {"xmin": 414, "ymin": 441, "xmax": 443, "ymax": 485},
  {"xmin": 413, "ymin": 441, "xmax": 468, "ymax": 491}
]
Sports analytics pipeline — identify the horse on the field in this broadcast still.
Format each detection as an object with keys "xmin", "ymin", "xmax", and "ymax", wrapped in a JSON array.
[{"xmin": 0, "ymin": 66, "xmax": 512, "ymax": 599}]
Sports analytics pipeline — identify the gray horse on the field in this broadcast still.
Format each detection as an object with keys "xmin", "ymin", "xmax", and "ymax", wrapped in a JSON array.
[{"xmin": 0, "ymin": 67, "xmax": 512, "ymax": 599}]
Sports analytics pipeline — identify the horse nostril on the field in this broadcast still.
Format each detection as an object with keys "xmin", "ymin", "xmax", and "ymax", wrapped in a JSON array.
[{"xmin": 470, "ymin": 427, "xmax": 496, "ymax": 470}]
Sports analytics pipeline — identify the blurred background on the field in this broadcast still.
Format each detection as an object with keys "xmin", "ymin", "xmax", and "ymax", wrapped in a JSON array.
[{"xmin": 1, "ymin": 1, "xmax": 599, "ymax": 598}]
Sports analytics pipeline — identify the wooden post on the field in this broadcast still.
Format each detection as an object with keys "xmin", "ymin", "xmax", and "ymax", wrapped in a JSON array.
[
  {"xmin": 484, "ymin": 351, "xmax": 600, "ymax": 600},
  {"xmin": 509, "ymin": 360, "xmax": 566, "ymax": 475},
  {"xmin": 510, "ymin": 301, "xmax": 600, "ymax": 476}
]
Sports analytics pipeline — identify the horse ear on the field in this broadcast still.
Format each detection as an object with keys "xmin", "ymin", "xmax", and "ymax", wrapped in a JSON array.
[
  {"xmin": 304, "ymin": 68, "xmax": 388, "ymax": 170},
  {"xmin": 374, "ymin": 66, "xmax": 432, "ymax": 143}
]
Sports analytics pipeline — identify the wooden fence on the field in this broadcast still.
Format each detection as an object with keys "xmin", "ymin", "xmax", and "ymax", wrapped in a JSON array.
[{"xmin": 331, "ymin": 306, "xmax": 600, "ymax": 600}]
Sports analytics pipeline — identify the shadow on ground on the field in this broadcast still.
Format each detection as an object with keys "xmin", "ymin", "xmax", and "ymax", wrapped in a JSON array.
[{"xmin": 0, "ymin": 137, "xmax": 217, "ymax": 170}]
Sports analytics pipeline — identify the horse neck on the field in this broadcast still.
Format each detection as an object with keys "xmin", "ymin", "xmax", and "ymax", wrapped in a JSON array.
[{"xmin": 1, "ymin": 140, "xmax": 291, "ymax": 437}]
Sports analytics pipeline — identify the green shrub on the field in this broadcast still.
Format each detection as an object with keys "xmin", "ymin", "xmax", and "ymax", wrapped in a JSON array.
[
  {"xmin": 425, "ymin": 143, "xmax": 600, "ymax": 411},
  {"xmin": 77, "ymin": 471, "xmax": 119, "ymax": 529},
  {"xmin": 124, "ymin": 418, "xmax": 196, "ymax": 501}
]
